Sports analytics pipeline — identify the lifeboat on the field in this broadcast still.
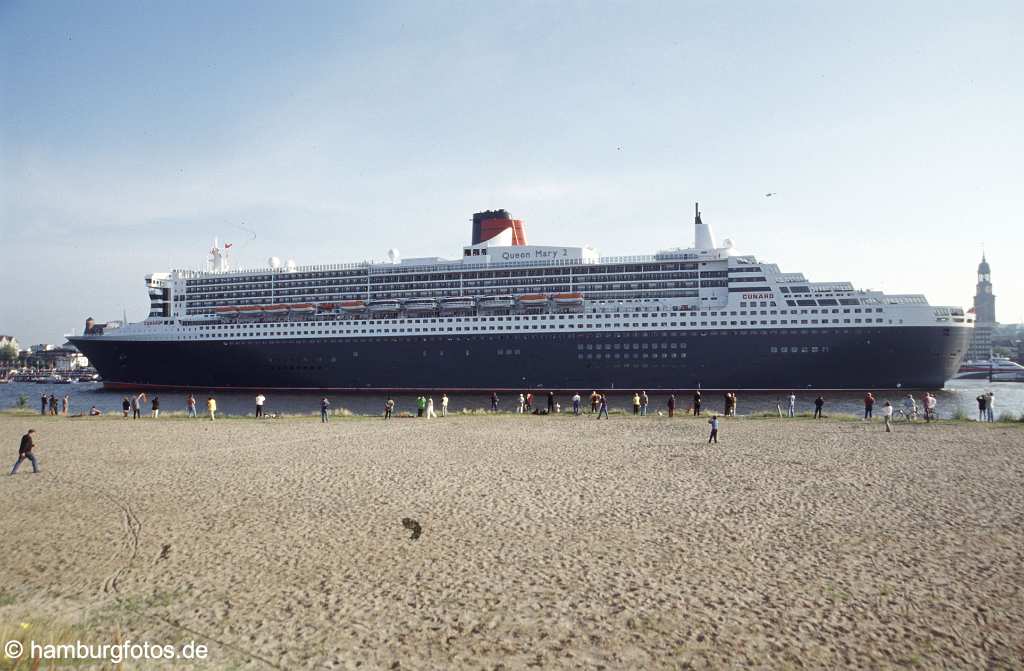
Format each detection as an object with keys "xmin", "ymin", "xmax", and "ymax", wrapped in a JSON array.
[
  {"xmin": 478, "ymin": 295, "xmax": 516, "ymax": 309},
  {"xmin": 439, "ymin": 296, "xmax": 476, "ymax": 310},
  {"xmin": 318, "ymin": 303, "xmax": 336, "ymax": 312},
  {"xmin": 339, "ymin": 300, "xmax": 367, "ymax": 312},
  {"xmin": 289, "ymin": 303, "xmax": 317, "ymax": 314},
  {"xmin": 368, "ymin": 299, "xmax": 401, "ymax": 313},
  {"xmin": 551, "ymin": 292, "xmax": 584, "ymax": 305},
  {"xmin": 263, "ymin": 304, "xmax": 289, "ymax": 317},
  {"xmin": 405, "ymin": 298, "xmax": 438, "ymax": 312},
  {"xmin": 214, "ymin": 306, "xmax": 239, "ymax": 318},
  {"xmin": 517, "ymin": 293, "xmax": 548, "ymax": 306},
  {"xmin": 237, "ymin": 305, "xmax": 265, "ymax": 317}
]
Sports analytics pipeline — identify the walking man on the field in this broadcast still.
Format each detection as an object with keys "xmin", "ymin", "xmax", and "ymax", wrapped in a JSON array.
[
  {"xmin": 708, "ymin": 415, "xmax": 719, "ymax": 444},
  {"xmin": 788, "ymin": 392, "xmax": 796, "ymax": 418},
  {"xmin": 596, "ymin": 394, "xmax": 609, "ymax": 419},
  {"xmin": 491, "ymin": 392, "xmax": 499, "ymax": 412},
  {"xmin": 151, "ymin": 395, "xmax": 160, "ymax": 418},
  {"xmin": 864, "ymin": 392, "xmax": 875, "ymax": 420},
  {"xmin": 813, "ymin": 395, "xmax": 824, "ymax": 419},
  {"xmin": 426, "ymin": 396, "xmax": 437, "ymax": 418},
  {"xmin": 255, "ymin": 393, "xmax": 266, "ymax": 418},
  {"xmin": 10, "ymin": 429, "xmax": 40, "ymax": 475},
  {"xmin": 883, "ymin": 401, "xmax": 894, "ymax": 432},
  {"xmin": 320, "ymin": 397, "xmax": 330, "ymax": 423}
]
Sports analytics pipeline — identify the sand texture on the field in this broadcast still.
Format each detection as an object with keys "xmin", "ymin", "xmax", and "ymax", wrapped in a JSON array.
[{"xmin": 1, "ymin": 413, "xmax": 1023, "ymax": 669}]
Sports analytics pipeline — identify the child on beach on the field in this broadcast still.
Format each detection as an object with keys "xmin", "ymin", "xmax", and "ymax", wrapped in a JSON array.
[
  {"xmin": 441, "ymin": 393, "xmax": 448, "ymax": 417},
  {"xmin": 708, "ymin": 415, "xmax": 719, "ymax": 444},
  {"xmin": 207, "ymin": 396, "xmax": 217, "ymax": 421},
  {"xmin": 384, "ymin": 398, "xmax": 394, "ymax": 419},
  {"xmin": 883, "ymin": 401, "xmax": 894, "ymax": 432}
]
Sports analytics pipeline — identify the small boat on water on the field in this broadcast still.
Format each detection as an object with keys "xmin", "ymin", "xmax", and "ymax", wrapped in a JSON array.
[
  {"xmin": 551, "ymin": 292, "xmax": 584, "ymax": 306},
  {"xmin": 954, "ymin": 356, "xmax": 1024, "ymax": 381},
  {"xmin": 478, "ymin": 295, "xmax": 516, "ymax": 310}
]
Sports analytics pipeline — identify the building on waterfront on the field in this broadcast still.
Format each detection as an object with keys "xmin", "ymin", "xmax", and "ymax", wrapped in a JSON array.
[{"xmin": 966, "ymin": 254, "xmax": 996, "ymax": 361}]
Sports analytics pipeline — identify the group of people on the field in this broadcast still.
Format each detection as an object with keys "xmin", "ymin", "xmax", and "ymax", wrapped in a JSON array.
[
  {"xmin": 411, "ymin": 394, "xmax": 448, "ymax": 418},
  {"xmin": 976, "ymin": 391, "xmax": 997, "ymax": 422},
  {"xmin": 39, "ymin": 393, "xmax": 102, "ymax": 417}
]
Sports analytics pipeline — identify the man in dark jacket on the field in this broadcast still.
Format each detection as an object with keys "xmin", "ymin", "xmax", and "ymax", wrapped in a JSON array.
[{"xmin": 11, "ymin": 429, "xmax": 39, "ymax": 475}]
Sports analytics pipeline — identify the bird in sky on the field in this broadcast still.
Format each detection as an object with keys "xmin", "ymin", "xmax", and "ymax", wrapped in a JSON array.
[{"xmin": 765, "ymin": 192, "xmax": 776, "ymax": 197}]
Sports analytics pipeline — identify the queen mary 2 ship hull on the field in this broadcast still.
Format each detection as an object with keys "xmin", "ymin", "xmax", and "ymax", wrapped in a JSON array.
[
  {"xmin": 70, "ymin": 325, "xmax": 968, "ymax": 392},
  {"xmin": 71, "ymin": 205, "xmax": 973, "ymax": 392}
]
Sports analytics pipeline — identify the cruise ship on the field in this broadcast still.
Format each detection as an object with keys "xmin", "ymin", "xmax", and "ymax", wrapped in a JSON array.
[{"xmin": 70, "ymin": 206, "xmax": 973, "ymax": 392}]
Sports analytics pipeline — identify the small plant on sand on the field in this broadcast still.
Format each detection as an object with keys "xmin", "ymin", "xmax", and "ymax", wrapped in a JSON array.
[
  {"xmin": 15, "ymin": 394, "xmax": 28, "ymax": 409},
  {"xmin": 950, "ymin": 407, "xmax": 967, "ymax": 421},
  {"xmin": 997, "ymin": 411, "xmax": 1019, "ymax": 423}
]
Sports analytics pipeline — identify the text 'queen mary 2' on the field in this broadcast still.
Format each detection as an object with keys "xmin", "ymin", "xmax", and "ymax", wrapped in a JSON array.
[{"xmin": 70, "ymin": 205, "xmax": 972, "ymax": 392}]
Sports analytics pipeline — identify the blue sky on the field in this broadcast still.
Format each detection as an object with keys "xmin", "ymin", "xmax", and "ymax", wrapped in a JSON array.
[{"xmin": 2, "ymin": 1, "xmax": 1021, "ymax": 345}]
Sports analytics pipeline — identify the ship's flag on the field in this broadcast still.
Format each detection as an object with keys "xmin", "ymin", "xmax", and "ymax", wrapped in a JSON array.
[
  {"xmin": 967, "ymin": 307, "xmax": 976, "ymax": 314},
  {"xmin": 225, "ymin": 243, "xmax": 233, "ymax": 249}
]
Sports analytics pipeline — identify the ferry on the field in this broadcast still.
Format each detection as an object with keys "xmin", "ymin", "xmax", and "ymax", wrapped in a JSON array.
[
  {"xmin": 69, "ymin": 206, "xmax": 973, "ymax": 391},
  {"xmin": 954, "ymin": 356, "xmax": 1024, "ymax": 382}
]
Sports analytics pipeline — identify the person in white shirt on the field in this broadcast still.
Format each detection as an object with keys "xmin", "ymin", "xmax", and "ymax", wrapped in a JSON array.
[
  {"xmin": 883, "ymin": 401, "xmax": 894, "ymax": 432},
  {"xmin": 518, "ymin": 393, "xmax": 525, "ymax": 414},
  {"xmin": 255, "ymin": 393, "xmax": 266, "ymax": 418},
  {"xmin": 986, "ymin": 391, "xmax": 995, "ymax": 422},
  {"xmin": 787, "ymin": 393, "xmax": 796, "ymax": 418},
  {"xmin": 440, "ymin": 393, "xmax": 448, "ymax": 418},
  {"xmin": 426, "ymin": 397, "xmax": 436, "ymax": 418}
]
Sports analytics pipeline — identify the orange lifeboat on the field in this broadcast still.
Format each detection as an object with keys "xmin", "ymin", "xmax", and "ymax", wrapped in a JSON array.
[
  {"xmin": 552, "ymin": 292, "xmax": 584, "ymax": 305},
  {"xmin": 517, "ymin": 293, "xmax": 548, "ymax": 306}
]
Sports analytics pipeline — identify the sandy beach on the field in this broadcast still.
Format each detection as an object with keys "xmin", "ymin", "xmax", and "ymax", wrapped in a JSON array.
[{"xmin": 1, "ymin": 413, "xmax": 1022, "ymax": 669}]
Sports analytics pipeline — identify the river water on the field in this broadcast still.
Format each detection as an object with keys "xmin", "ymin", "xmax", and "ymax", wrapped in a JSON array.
[{"xmin": 2, "ymin": 379, "xmax": 1021, "ymax": 419}]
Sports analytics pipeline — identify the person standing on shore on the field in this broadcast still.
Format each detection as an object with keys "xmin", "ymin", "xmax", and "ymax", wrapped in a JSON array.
[
  {"xmin": 547, "ymin": 391, "xmax": 556, "ymax": 414},
  {"xmin": 924, "ymin": 393, "xmax": 937, "ymax": 421},
  {"xmin": 986, "ymin": 391, "xmax": 995, "ymax": 422},
  {"xmin": 491, "ymin": 392, "xmax": 499, "ymax": 412},
  {"xmin": 130, "ymin": 395, "xmax": 140, "ymax": 420},
  {"xmin": 62, "ymin": 394, "xmax": 69, "ymax": 417},
  {"xmin": 40, "ymin": 394, "xmax": 47, "ymax": 416},
  {"xmin": 813, "ymin": 395, "xmax": 824, "ymax": 419},
  {"xmin": 320, "ymin": 397, "xmax": 330, "ymax": 422},
  {"xmin": 49, "ymin": 394, "xmax": 58, "ymax": 416},
  {"xmin": 667, "ymin": 394, "xmax": 676, "ymax": 417},
  {"xmin": 134, "ymin": 392, "xmax": 146, "ymax": 420},
  {"xmin": 384, "ymin": 397, "xmax": 394, "ymax": 419},
  {"xmin": 788, "ymin": 393, "xmax": 796, "ymax": 418},
  {"xmin": 708, "ymin": 415, "xmax": 719, "ymax": 444},
  {"xmin": 864, "ymin": 392, "xmax": 875, "ymax": 420},
  {"xmin": 122, "ymin": 397, "xmax": 131, "ymax": 418},
  {"xmin": 590, "ymin": 391, "xmax": 599, "ymax": 414},
  {"xmin": 525, "ymin": 393, "xmax": 533, "ymax": 412},
  {"xmin": 640, "ymin": 391, "xmax": 649, "ymax": 416},
  {"xmin": 722, "ymin": 392, "xmax": 731, "ymax": 416},
  {"xmin": 976, "ymin": 394, "xmax": 987, "ymax": 422},
  {"xmin": 416, "ymin": 395, "xmax": 426, "ymax": 417},
  {"xmin": 693, "ymin": 391, "xmax": 702, "ymax": 416},
  {"xmin": 883, "ymin": 401, "xmax": 894, "ymax": 432},
  {"xmin": 572, "ymin": 393, "xmax": 581, "ymax": 416},
  {"xmin": 207, "ymin": 396, "xmax": 217, "ymax": 421},
  {"xmin": 441, "ymin": 393, "xmax": 448, "ymax": 417},
  {"xmin": 151, "ymin": 395, "xmax": 160, "ymax": 418},
  {"xmin": 632, "ymin": 392, "xmax": 641, "ymax": 416},
  {"xmin": 186, "ymin": 394, "xmax": 197, "ymax": 418},
  {"xmin": 518, "ymin": 393, "xmax": 525, "ymax": 414},
  {"xmin": 10, "ymin": 429, "xmax": 40, "ymax": 475},
  {"xmin": 596, "ymin": 394, "xmax": 609, "ymax": 419},
  {"xmin": 255, "ymin": 393, "xmax": 266, "ymax": 419},
  {"xmin": 902, "ymin": 394, "xmax": 917, "ymax": 422},
  {"xmin": 426, "ymin": 396, "xmax": 436, "ymax": 418}
]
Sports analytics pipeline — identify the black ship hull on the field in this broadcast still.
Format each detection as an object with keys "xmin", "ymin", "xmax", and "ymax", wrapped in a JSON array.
[{"xmin": 70, "ymin": 325, "xmax": 969, "ymax": 392}]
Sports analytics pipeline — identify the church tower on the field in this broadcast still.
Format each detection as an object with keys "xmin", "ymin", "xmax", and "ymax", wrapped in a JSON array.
[{"xmin": 966, "ymin": 254, "xmax": 996, "ymax": 361}]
